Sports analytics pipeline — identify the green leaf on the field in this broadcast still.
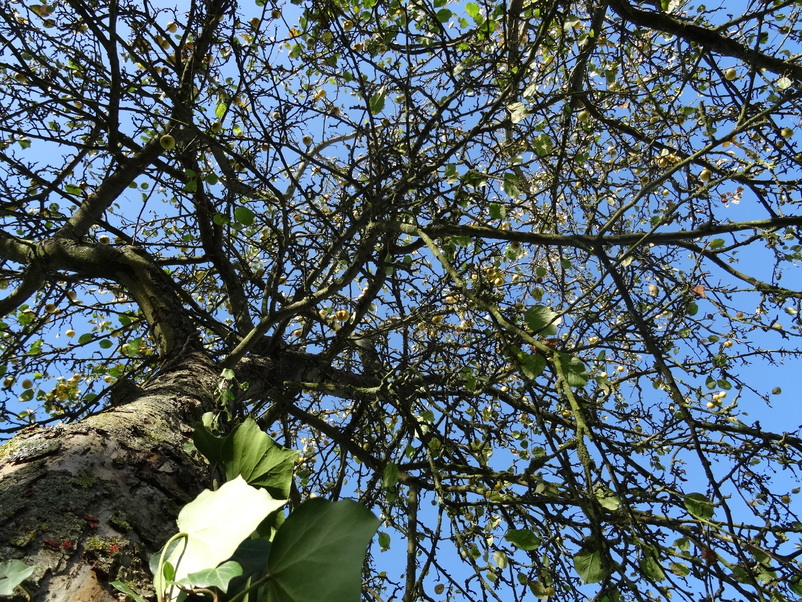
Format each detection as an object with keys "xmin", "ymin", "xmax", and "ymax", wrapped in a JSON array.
[
  {"xmin": 110, "ymin": 581, "xmax": 148, "ymax": 602},
  {"xmin": 223, "ymin": 418, "xmax": 298, "ymax": 499},
  {"xmin": 597, "ymin": 494, "xmax": 620, "ymax": 511},
  {"xmin": 504, "ymin": 529, "xmax": 540, "ymax": 550},
  {"xmin": 382, "ymin": 463, "xmax": 399, "ymax": 489},
  {"xmin": 161, "ymin": 476, "xmax": 286, "ymax": 588},
  {"xmin": 684, "ymin": 492, "xmax": 714, "ymax": 519},
  {"xmin": 182, "ymin": 560, "xmax": 243, "ymax": 592},
  {"xmin": 226, "ymin": 538, "xmax": 272, "ymax": 583},
  {"xmin": 234, "ymin": 206, "xmax": 255, "ymax": 226},
  {"xmin": 369, "ymin": 90, "xmax": 386, "ymax": 115},
  {"xmin": 265, "ymin": 499, "xmax": 380, "ymax": 602},
  {"xmin": 503, "ymin": 173, "xmax": 520, "ymax": 198},
  {"xmin": 436, "ymin": 8, "xmax": 452, "ymax": 22},
  {"xmin": 573, "ymin": 547, "xmax": 606, "ymax": 584},
  {"xmin": 640, "ymin": 547, "xmax": 666, "ymax": 582},
  {"xmin": 465, "ymin": 2, "xmax": 480, "ymax": 18},
  {"xmin": 493, "ymin": 551, "xmax": 508, "ymax": 569},
  {"xmin": 556, "ymin": 353, "xmax": 589, "ymax": 388},
  {"xmin": 512, "ymin": 347, "xmax": 546, "ymax": 380},
  {"xmin": 524, "ymin": 305, "xmax": 559, "ymax": 335},
  {"xmin": 709, "ymin": 238, "xmax": 725, "ymax": 249},
  {"xmin": 378, "ymin": 531, "xmax": 391, "ymax": 551},
  {"xmin": 669, "ymin": 562, "xmax": 690, "ymax": 577},
  {"xmin": 489, "ymin": 202, "xmax": 506, "ymax": 220},
  {"xmin": 790, "ymin": 577, "xmax": 802, "ymax": 596},
  {"xmin": 215, "ymin": 101, "xmax": 228, "ymax": 119},
  {"xmin": 528, "ymin": 580, "xmax": 554, "ymax": 600},
  {"xmin": 78, "ymin": 333, "xmax": 93, "ymax": 345},
  {"xmin": 192, "ymin": 418, "xmax": 227, "ymax": 464},
  {"xmin": 0, "ymin": 559, "xmax": 40, "ymax": 596}
]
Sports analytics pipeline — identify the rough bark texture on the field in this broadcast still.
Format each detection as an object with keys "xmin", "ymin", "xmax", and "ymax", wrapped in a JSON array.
[{"xmin": 0, "ymin": 351, "xmax": 217, "ymax": 601}]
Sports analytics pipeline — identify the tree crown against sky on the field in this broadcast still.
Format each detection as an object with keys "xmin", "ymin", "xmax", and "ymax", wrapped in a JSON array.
[{"xmin": 1, "ymin": 0, "xmax": 802, "ymax": 600}]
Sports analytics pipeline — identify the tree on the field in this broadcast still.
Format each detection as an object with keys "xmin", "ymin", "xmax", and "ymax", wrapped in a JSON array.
[{"xmin": 1, "ymin": 0, "xmax": 801, "ymax": 599}]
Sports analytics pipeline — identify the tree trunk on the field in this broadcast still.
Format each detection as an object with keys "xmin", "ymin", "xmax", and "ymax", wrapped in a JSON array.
[{"xmin": 0, "ymin": 351, "xmax": 217, "ymax": 601}]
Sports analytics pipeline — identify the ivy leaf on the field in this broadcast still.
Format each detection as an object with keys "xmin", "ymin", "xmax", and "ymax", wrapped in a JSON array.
[
  {"xmin": 223, "ymin": 418, "xmax": 298, "ymax": 499},
  {"xmin": 264, "ymin": 499, "xmax": 380, "ymax": 602},
  {"xmin": 0, "ymin": 560, "xmax": 40, "ymax": 596},
  {"xmin": 161, "ymin": 477, "xmax": 286, "ymax": 588},
  {"xmin": 182, "ymin": 561, "xmax": 243, "ymax": 592}
]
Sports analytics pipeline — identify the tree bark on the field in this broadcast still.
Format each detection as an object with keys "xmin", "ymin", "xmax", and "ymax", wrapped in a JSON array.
[{"xmin": 0, "ymin": 351, "xmax": 217, "ymax": 602}]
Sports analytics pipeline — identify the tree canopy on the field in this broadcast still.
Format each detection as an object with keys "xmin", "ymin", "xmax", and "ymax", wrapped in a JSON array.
[{"xmin": 1, "ymin": 0, "xmax": 802, "ymax": 600}]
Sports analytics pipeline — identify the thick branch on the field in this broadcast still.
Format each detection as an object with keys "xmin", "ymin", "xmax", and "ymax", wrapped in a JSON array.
[{"xmin": 609, "ymin": 0, "xmax": 802, "ymax": 80}]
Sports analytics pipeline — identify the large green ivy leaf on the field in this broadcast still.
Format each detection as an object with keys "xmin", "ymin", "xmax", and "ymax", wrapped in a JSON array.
[
  {"xmin": 573, "ymin": 547, "xmax": 606, "ymax": 584},
  {"xmin": 264, "ymin": 499, "xmax": 380, "ymax": 602},
  {"xmin": 0, "ymin": 560, "xmax": 39, "ymax": 596},
  {"xmin": 163, "ymin": 476, "xmax": 286, "ymax": 586},
  {"xmin": 224, "ymin": 418, "xmax": 298, "ymax": 499}
]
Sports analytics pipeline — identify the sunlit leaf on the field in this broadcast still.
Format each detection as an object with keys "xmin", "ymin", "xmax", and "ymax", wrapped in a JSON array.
[{"xmin": 504, "ymin": 529, "xmax": 540, "ymax": 550}]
